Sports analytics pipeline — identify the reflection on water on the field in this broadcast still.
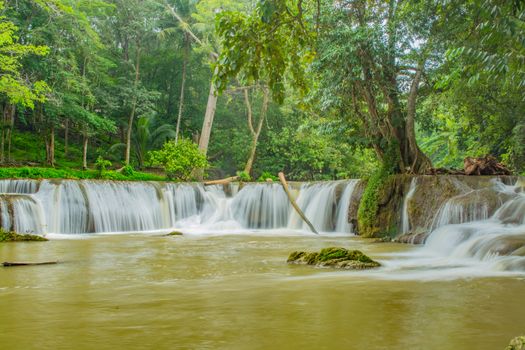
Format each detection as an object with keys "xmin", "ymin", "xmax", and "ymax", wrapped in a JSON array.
[{"xmin": 0, "ymin": 234, "xmax": 524, "ymax": 350}]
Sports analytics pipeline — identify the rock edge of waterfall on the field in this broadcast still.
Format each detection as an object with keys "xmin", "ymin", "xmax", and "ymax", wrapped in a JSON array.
[{"xmin": 287, "ymin": 247, "xmax": 380, "ymax": 269}]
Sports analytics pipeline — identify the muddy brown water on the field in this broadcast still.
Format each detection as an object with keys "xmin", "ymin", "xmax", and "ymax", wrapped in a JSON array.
[{"xmin": 0, "ymin": 234, "xmax": 523, "ymax": 350}]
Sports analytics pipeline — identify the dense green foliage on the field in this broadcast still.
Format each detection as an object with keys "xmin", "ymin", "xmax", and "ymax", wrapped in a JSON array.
[
  {"xmin": 0, "ymin": 0, "xmax": 522, "ymax": 180},
  {"xmin": 148, "ymin": 139, "xmax": 208, "ymax": 181}
]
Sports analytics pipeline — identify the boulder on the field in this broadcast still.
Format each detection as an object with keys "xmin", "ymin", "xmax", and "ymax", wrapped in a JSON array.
[{"xmin": 287, "ymin": 247, "xmax": 380, "ymax": 270}]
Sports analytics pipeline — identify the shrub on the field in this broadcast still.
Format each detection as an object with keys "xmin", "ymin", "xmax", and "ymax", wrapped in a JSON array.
[
  {"xmin": 148, "ymin": 139, "xmax": 208, "ymax": 181},
  {"xmin": 257, "ymin": 171, "xmax": 278, "ymax": 182},
  {"xmin": 121, "ymin": 165, "xmax": 135, "ymax": 177},
  {"xmin": 236, "ymin": 170, "xmax": 251, "ymax": 182},
  {"xmin": 95, "ymin": 156, "xmax": 112, "ymax": 175}
]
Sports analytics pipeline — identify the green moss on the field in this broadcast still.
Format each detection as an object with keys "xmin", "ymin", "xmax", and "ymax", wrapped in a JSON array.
[
  {"xmin": 287, "ymin": 247, "xmax": 380, "ymax": 269},
  {"xmin": 357, "ymin": 140, "xmax": 402, "ymax": 238},
  {"xmin": 357, "ymin": 169, "xmax": 392, "ymax": 237},
  {"xmin": 166, "ymin": 231, "xmax": 183, "ymax": 236},
  {"xmin": 0, "ymin": 229, "xmax": 47, "ymax": 242}
]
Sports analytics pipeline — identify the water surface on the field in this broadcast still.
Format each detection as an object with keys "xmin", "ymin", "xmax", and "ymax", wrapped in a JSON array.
[{"xmin": 1, "ymin": 234, "xmax": 523, "ymax": 350}]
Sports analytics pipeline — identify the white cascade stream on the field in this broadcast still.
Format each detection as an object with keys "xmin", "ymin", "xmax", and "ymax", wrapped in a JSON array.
[{"xmin": 0, "ymin": 179, "xmax": 359, "ymax": 235}]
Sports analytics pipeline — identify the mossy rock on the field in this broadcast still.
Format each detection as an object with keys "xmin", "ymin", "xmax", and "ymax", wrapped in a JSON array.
[
  {"xmin": 506, "ymin": 336, "xmax": 525, "ymax": 350},
  {"xmin": 287, "ymin": 247, "xmax": 380, "ymax": 270},
  {"xmin": 166, "ymin": 231, "xmax": 183, "ymax": 236},
  {"xmin": 0, "ymin": 230, "xmax": 47, "ymax": 242}
]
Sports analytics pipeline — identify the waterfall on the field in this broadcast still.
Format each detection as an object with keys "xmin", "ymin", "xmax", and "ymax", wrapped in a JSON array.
[
  {"xmin": 287, "ymin": 180, "xmax": 358, "ymax": 232},
  {"xmin": 400, "ymin": 178, "xmax": 417, "ymax": 234},
  {"xmin": 0, "ymin": 179, "xmax": 360, "ymax": 235},
  {"xmin": 422, "ymin": 179, "xmax": 525, "ymax": 271},
  {"xmin": 335, "ymin": 180, "xmax": 359, "ymax": 233},
  {"xmin": 230, "ymin": 184, "xmax": 290, "ymax": 229}
]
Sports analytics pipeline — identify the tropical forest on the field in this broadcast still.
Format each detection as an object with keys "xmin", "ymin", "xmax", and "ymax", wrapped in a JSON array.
[{"xmin": 0, "ymin": 0, "xmax": 524, "ymax": 349}]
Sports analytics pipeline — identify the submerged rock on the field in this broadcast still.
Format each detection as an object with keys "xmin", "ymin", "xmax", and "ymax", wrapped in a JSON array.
[
  {"xmin": 394, "ymin": 228, "xmax": 429, "ymax": 244},
  {"xmin": 506, "ymin": 336, "xmax": 525, "ymax": 350},
  {"xmin": 0, "ymin": 229, "xmax": 47, "ymax": 242},
  {"xmin": 287, "ymin": 247, "xmax": 380, "ymax": 269}
]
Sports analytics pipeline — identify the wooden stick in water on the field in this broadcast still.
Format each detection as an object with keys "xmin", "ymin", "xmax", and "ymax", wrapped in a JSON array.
[
  {"xmin": 2, "ymin": 261, "xmax": 57, "ymax": 267},
  {"xmin": 278, "ymin": 172, "xmax": 318, "ymax": 234}
]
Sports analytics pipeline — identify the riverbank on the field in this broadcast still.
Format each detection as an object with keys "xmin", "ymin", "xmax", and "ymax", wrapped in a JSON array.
[{"xmin": 0, "ymin": 167, "xmax": 165, "ymax": 182}]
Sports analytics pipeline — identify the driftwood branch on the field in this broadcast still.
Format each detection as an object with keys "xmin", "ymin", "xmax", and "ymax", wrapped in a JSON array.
[
  {"xmin": 203, "ymin": 176, "xmax": 240, "ymax": 186},
  {"xmin": 278, "ymin": 172, "xmax": 318, "ymax": 234}
]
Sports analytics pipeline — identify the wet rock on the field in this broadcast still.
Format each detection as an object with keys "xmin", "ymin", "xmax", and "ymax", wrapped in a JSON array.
[
  {"xmin": 506, "ymin": 336, "xmax": 525, "ymax": 350},
  {"xmin": 394, "ymin": 228, "xmax": 429, "ymax": 244},
  {"xmin": 287, "ymin": 247, "xmax": 380, "ymax": 270}
]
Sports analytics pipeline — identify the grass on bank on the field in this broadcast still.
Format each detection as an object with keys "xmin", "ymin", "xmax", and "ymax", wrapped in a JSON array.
[{"xmin": 0, "ymin": 167, "xmax": 166, "ymax": 181}]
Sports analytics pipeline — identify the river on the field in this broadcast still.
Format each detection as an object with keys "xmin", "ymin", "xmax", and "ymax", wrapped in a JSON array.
[{"xmin": 1, "ymin": 233, "xmax": 524, "ymax": 350}]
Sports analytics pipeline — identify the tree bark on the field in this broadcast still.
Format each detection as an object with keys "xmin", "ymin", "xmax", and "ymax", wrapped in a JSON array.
[
  {"xmin": 125, "ymin": 42, "xmax": 141, "ymax": 166},
  {"xmin": 6, "ymin": 104, "xmax": 14, "ymax": 162},
  {"xmin": 278, "ymin": 172, "xmax": 318, "ymax": 234},
  {"xmin": 167, "ymin": 5, "xmax": 219, "ymax": 160},
  {"xmin": 82, "ymin": 134, "xmax": 89, "ymax": 170},
  {"xmin": 175, "ymin": 33, "xmax": 189, "ymax": 144},
  {"xmin": 198, "ymin": 65, "xmax": 219, "ymax": 156},
  {"xmin": 64, "ymin": 119, "xmax": 69, "ymax": 157},
  {"xmin": 405, "ymin": 62, "xmax": 431, "ymax": 174},
  {"xmin": 48, "ymin": 125, "xmax": 55, "ymax": 167},
  {"xmin": 243, "ymin": 87, "xmax": 269, "ymax": 175}
]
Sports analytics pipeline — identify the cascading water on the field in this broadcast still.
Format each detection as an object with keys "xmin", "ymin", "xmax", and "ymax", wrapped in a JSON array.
[
  {"xmin": 288, "ymin": 181, "xmax": 357, "ymax": 232},
  {"xmin": 0, "ymin": 179, "xmax": 359, "ymax": 235},
  {"xmin": 400, "ymin": 178, "xmax": 417, "ymax": 234},
  {"xmin": 418, "ymin": 179, "xmax": 525, "ymax": 273}
]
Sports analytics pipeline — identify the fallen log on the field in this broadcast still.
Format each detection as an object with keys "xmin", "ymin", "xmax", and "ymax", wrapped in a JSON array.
[
  {"xmin": 203, "ymin": 176, "xmax": 240, "ymax": 186},
  {"xmin": 278, "ymin": 172, "xmax": 318, "ymax": 234},
  {"xmin": 2, "ymin": 261, "xmax": 57, "ymax": 267}
]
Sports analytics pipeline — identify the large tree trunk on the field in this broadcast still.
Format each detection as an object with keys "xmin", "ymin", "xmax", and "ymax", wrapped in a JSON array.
[
  {"xmin": 175, "ymin": 34, "xmax": 189, "ymax": 144},
  {"xmin": 125, "ymin": 43, "xmax": 141, "ymax": 166},
  {"xmin": 198, "ymin": 65, "xmax": 218, "ymax": 156},
  {"xmin": 243, "ymin": 87, "xmax": 269, "ymax": 175},
  {"xmin": 404, "ymin": 62, "xmax": 431, "ymax": 174}
]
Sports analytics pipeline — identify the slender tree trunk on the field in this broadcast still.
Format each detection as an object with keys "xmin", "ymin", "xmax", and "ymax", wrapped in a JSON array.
[
  {"xmin": 167, "ymin": 5, "xmax": 219, "ymax": 157},
  {"xmin": 7, "ymin": 105, "xmax": 14, "ymax": 163},
  {"xmin": 125, "ymin": 43, "xmax": 141, "ymax": 166},
  {"xmin": 64, "ymin": 119, "xmax": 69, "ymax": 157},
  {"xmin": 46, "ymin": 125, "xmax": 55, "ymax": 167},
  {"xmin": 175, "ymin": 34, "xmax": 189, "ymax": 144},
  {"xmin": 243, "ymin": 87, "xmax": 269, "ymax": 175},
  {"xmin": 1, "ymin": 103, "xmax": 6, "ymax": 164},
  {"xmin": 82, "ymin": 134, "xmax": 89, "ymax": 170}
]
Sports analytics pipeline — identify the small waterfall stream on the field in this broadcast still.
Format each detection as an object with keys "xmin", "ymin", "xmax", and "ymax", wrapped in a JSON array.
[{"xmin": 0, "ymin": 179, "xmax": 359, "ymax": 235}]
